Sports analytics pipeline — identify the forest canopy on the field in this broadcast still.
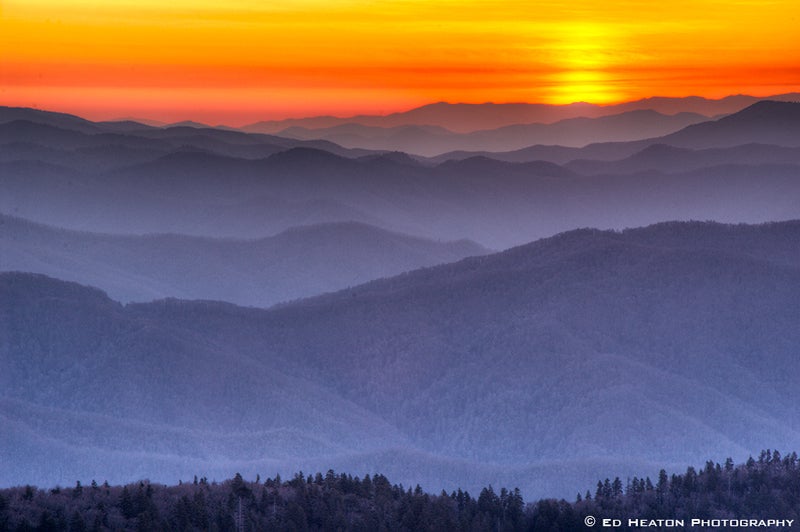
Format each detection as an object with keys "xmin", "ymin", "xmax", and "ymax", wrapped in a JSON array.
[{"xmin": 1, "ymin": 450, "xmax": 797, "ymax": 531}]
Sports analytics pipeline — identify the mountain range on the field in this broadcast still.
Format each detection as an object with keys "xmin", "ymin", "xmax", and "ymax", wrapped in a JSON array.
[
  {"xmin": 3, "ymin": 96, "xmax": 800, "ymax": 500},
  {"xmin": 432, "ymin": 100, "xmax": 800, "ymax": 164},
  {"xmin": 241, "ymin": 93, "xmax": 800, "ymax": 133},
  {"xmin": 0, "ymin": 214, "xmax": 486, "ymax": 307},
  {"xmin": 3, "ymin": 101, "xmax": 800, "ymax": 249},
  {"xmin": 275, "ymin": 110, "xmax": 710, "ymax": 156},
  {"xmin": 2, "ymin": 221, "xmax": 799, "ymax": 499}
]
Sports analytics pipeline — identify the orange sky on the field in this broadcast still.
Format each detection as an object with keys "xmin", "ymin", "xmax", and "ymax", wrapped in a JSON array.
[{"xmin": 1, "ymin": 0, "xmax": 799, "ymax": 125}]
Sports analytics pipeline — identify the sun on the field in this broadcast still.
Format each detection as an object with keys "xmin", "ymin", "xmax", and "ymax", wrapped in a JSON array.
[
  {"xmin": 541, "ymin": 21, "xmax": 628, "ymax": 104},
  {"xmin": 548, "ymin": 70, "xmax": 623, "ymax": 104}
]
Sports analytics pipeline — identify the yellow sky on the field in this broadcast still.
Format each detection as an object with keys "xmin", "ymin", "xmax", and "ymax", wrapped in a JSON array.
[{"xmin": 1, "ymin": 0, "xmax": 799, "ymax": 124}]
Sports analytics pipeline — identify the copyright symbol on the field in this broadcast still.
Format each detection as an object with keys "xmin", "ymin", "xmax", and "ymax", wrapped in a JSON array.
[{"xmin": 585, "ymin": 515, "xmax": 596, "ymax": 527}]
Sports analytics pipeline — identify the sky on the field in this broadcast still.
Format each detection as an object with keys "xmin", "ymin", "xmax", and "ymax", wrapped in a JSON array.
[{"xmin": 1, "ymin": 0, "xmax": 799, "ymax": 125}]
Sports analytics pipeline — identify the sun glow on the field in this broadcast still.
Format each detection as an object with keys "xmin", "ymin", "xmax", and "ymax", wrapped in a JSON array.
[
  {"xmin": 547, "ymin": 71, "xmax": 624, "ymax": 105},
  {"xmin": 1, "ymin": 0, "xmax": 799, "ymax": 122},
  {"xmin": 536, "ymin": 22, "xmax": 628, "ymax": 103}
]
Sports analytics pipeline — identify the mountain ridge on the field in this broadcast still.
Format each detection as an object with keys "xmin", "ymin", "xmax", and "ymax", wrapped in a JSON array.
[
  {"xmin": 274, "ymin": 110, "xmax": 711, "ymax": 156},
  {"xmin": 432, "ymin": 100, "xmax": 800, "ymax": 163},
  {"xmin": 242, "ymin": 93, "xmax": 800, "ymax": 133},
  {"xmin": 0, "ymin": 214, "xmax": 487, "ymax": 307},
  {"xmin": 5, "ymin": 101, "xmax": 800, "ymax": 247}
]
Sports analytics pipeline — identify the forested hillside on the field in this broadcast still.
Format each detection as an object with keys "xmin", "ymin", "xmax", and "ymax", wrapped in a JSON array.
[{"xmin": 3, "ymin": 221, "xmax": 800, "ymax": 498}]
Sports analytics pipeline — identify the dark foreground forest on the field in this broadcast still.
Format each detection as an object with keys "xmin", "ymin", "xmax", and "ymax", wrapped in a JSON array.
[{"xmin": 1, "ymin": 451, "xmax": 798, "ymax": 531}]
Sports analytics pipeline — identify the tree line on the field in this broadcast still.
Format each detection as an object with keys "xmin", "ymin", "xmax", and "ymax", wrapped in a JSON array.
[{"xmin": 1, "ymin": 450, "xmax": 798, "ymax": 531}]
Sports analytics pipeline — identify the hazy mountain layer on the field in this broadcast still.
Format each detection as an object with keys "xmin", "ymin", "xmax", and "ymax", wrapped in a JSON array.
[
  {"xmin": 3, "ymin": 221, "xmax": 799, "ymax": 498},
  {"xmin": 0, "ymin": 215, "xmax": 486, "ymax": 307},
  {"xmin": 0, "ymin": 118, "xmax": 373, "ymax": 170},
  {"xmin": 277, "ymin": 110, "xmax": 709, "ymax": 156},
  {"xmin": 566, "ymin": 143, "xmax": 800, "ymax": 175},
  {"xmin": 4, "ymin": 150, "xmax": 800, "ymax": 249},
  {"xmin": 3, "ymin": 101, "xmax": 800, "ymax": 250},
  {"xmin": 433, "ymin": 101, "xmax": 800, "ymax": 164},
  {"xmin": 242, "ymin": 93, "xmax": 800, "ymax": 134}
]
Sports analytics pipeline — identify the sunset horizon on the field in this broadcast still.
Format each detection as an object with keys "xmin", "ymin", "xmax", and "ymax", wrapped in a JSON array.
[
  {"xmin": 3, "ymin": 0, "xmax": 800, "ymax": 125},
  {"xmin": 6, "ymin": 90, "xmax": 800, "ymax": 129}
]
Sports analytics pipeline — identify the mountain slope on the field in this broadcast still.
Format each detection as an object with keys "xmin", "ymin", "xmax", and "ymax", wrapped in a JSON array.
[
  {"xmin": 0, "ymin": 107, "xmax": 104, "ymax": 134},
  {"xmin": 0, "ymin": 215, "xmax": 486, "ymax": 307},
  {"xmin": 656, "ymin": 100, "xmax": 800, "ymax": 148},
  {"xmin": 434, "ymin": 100, "xmax": 800, "ymax": 164},
  {"xmin": 3, "ymin": 221, "xmax": 799, "ymax": 498},
  {"xmin": 566, "ymin": 143, "xmax": 800, "ymax": 175}
]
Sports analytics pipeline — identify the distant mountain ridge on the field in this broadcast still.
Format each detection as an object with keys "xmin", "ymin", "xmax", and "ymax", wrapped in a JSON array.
[
  {"xmin": 566, "ymin": 143, "xmax": 800, "ymax": 175},
  {"xmin": 4, "ymin": 101, "xmax": 800, "ymax": 249},
  {"xmin": 0, "ymin": 110, "xmax": 378, "ymax": 162},
  {"xmin": 242, "ymin": 93, "xmax": 800, "ymax": 133},
  {"xmin": 433, "ymin": 100, "xmax": 800, "ymax": 164},
  {"xmin": 277, "ymin": 110, "xmax": 710, "ymax": 156},
  {"xmin": 0, "ymin": 214, "xmax": 487, "ymax": 307}
]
